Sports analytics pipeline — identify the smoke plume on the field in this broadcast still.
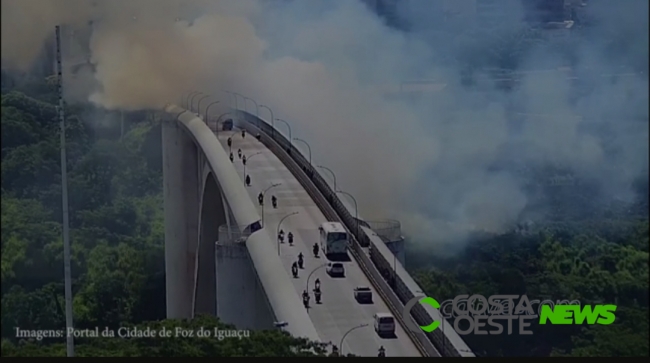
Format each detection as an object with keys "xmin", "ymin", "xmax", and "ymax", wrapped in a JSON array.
[{"xmin": 2, "ymin": 0, "xmax": 648, "ymax": 254}]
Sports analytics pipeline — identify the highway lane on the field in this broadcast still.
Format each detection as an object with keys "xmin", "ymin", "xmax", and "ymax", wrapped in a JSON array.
[{"xmin": 216, "ymin": 129, "xmax": 421, "ymax": 357}]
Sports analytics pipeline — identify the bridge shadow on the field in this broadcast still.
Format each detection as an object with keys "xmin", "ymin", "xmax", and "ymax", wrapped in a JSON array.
[
  {"xmin": 326, "ymin": 253, "xmax": 352, "ymax": 262},
  {"xmin": 377, "ymin": 331, "xmax": 398, "ymax": 339}
]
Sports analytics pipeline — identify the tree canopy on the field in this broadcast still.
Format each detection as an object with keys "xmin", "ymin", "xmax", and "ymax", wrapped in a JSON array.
[{"xmin": 0, "ymin": 79, "xmax": 326, "ymax": 357}]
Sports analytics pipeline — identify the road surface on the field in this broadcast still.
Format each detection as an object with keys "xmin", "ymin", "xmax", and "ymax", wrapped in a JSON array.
[{"xmin": 217, "ymin": 128, "xmax": 421, "ymax": 357}]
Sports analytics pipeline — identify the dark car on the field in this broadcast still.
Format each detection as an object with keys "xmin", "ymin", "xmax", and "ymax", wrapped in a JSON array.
[
  {"xmin": 222, "ymin": 119, "xmax": 233, "ymax": 131},
  {"xmin": 354, "ymin": 286, "xmax": 373, "ymax": 303}
]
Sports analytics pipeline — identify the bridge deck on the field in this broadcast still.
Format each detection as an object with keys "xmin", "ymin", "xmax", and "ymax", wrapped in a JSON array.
[{"xmin": 216, "ymin": 129, "xmax": 421, "ymax": 357}]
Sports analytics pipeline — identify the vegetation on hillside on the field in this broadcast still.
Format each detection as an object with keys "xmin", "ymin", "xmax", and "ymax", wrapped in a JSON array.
[
  {"xmin": 0, "ymin": 79, "xmax": 325, "ymax": 357},
  {"xmin": 407, "ymin": 171, "xmax": 648, "ymax": 356},
  {"xmin": 1, "ymin": 72, "xmax": 646, "ymax": 357}
]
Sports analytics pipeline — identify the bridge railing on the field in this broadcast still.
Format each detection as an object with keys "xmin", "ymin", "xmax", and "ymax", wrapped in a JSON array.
[{"xmin": 234, "ymin": 110, "xmax": 462, "ymax": 357}]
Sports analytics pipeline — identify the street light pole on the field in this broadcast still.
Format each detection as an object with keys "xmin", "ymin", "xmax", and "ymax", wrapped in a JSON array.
[
  {"xmin": 214, "ymin": 112, "xmax": 230, "ymax": 137},
  {"xmin": 204, "ymin": 101, "xmax": 221, "ymax": 129},
  {"xmin": 277, "ymin": 212, "xmax": 299, "ymax": 256},
  {"xmin": 293, "ymin": 138, "xmax": 312, "ymax": 173},
  {"xmin": 224, "ymin": 90, "xmax": 238, "ymax": 111},
  {"xmin": 259, "ymin": 105, "xmax": 275, "ymax": 138},
  {"xmin": 339, "ymin": 323, "xmax": 369, "ymax": 356},
  {"xmin": 233, "ymin": 92, "xmax": 246, "ymax": 113},
  {"xmin": 243, "ymin": 151, "xmax": 262, "ymax": 181},
  {"xmin": 336, "ymin": 190, "xmax": 359, "ymax": 238},
  {"xmin": 186, "ymin": 91, "xmax": 199, "ymax": 109},
  {"xmin": 55, "ymin": 25, "xmax": 75, "ymax": 358},
  {"xmin": 305, "ymin": 263, "xmax": 327, "ymax": 293},
  {"xmin": 316, "ymin": 165, "xmax": 337, "ymax": 191},
  {"xmin": 274, "ymin": 118, "xmax": 292, "ymax": 151},
  {"xmin": 261, "ymin": 183, "xmax": 282, "ymax": 227},
  {"xmin": 196, "ymin": 95, "xmax": 210, "ymax": 116},
  {"xmin": 242, "ymin": 95, "xmax": 259, "ymax": 117},
  {"xmin": 190, "ymin": 92, "xmax": 203, "ymax": 112}
]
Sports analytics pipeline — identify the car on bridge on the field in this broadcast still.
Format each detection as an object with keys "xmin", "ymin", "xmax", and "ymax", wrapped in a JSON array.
[
  {"xmin": 373, "ymin": 313, "xmax": 396, "ymax": 337},
  {"xmin": 326, "ymin": 262, "xmax": 345, "ymax": 277},
  {"xmin": 222, "ymin": 119, "xmax": 233, "ymax": 131},
  {"xmin": 354, "ymin": 286, "xmax": 373, "ymax": 304}
]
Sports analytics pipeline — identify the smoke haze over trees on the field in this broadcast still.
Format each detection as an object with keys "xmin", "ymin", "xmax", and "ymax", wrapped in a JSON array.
[
  {"xmin": 1, "ymin": 0, "xmax": 647, "ymax": 252},
  {"xmin": 0, "ymin": 0, "xmax": 648, "ymax": 357}
]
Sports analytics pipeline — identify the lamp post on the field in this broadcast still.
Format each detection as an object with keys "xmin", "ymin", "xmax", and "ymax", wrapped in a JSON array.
[
  {"xmin": 233, "ymin": 92, "xmax": 245, "ymax": 110},
  {"xmin": 186, "ymin": 91, "xmax": 200, "ymax": 109},
  {"xmin": 277, "ymin": 212, "xmax": 299, "ymax": 256},
  {"xmin": 55, "ymin": 25, "xmax": 75, "ymax": 357},
  {"xmin": 293, "ymin": 138, "xmax": 312, "ymax": 173},
  {"xmin": 243, "ymin": 151, "xmax": 262, "ymax": 181},
  {"xmin": 224, "ymin": 90, "xmax": 238, "ymax": 111},
  {"xmin": 336, "ymin": 190, "xmax": 358, "ymax": 238},
  {"xmin": 339, "ymin": 323, "xmax": 369, "ymax": 356},
  {"xmin": 274, "ymin": 118, "xmax": 292, "ymax": 151},
  {"xmin": 196, "ymin": 95, "xmax": 210, "ymax": 116},
  {"xmin": 213, "ymin": 112, "xmax": 230, "ymax": 137},
  {"xmin": 316, "ymin": 165, "xmax": 337, "ymax": 191},
  {"xmin": 260, "ymin": 182, "xmax": 281, "ymax": 227},
  {"xmin": 190, "ymin": 92, "xmax": 203, "ymax": 112},
  {"xmin": 259, "ymin": 105, "xmax": 275, "ymax": 138},
  {"xmin": 236, "ymin": 93, "xmax": 259, "ymax": 117},
  {"xmin": 204, "ymin": 101, "xmax": 220, "ymax": 130},
  {"xmin": 306, "ymin": 263, "xmax": 327, "ymax": 293}
]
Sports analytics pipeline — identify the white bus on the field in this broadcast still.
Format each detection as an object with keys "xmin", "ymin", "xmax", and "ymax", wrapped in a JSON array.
[{"xmin": 318, "ymin": 222, "xmax": 348, "ymax": 258}]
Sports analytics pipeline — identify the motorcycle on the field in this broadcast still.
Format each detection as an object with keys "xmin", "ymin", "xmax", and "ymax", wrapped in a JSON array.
[{"xmin": 288, "ymin": 232, "xmax": 294, "ymax": 245}]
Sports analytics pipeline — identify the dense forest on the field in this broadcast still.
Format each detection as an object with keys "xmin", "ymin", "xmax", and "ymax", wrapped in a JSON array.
[
  {"xmin": 0, "ymin": 76, "xmax": 331, "ymax": 357},
  {"xmin": 407, "ymin": 168, "xmax": 649, "ymax": 355},
  {"xmin": 2, "ymin": 73, "xmax": 648, "ymax": 357}
]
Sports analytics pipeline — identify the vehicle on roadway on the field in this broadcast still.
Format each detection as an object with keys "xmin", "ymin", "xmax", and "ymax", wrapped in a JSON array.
[
  {"xmin": 354, "ymin": 286, "xmax": 373, "ymax": 303},
  {"xmin": 326, "ymin": 262, "xmax": 345, "ymax": 277},
  {"xmin": 373, "ymin": 313, "xmax": 396, "ymax": 337},
  {"xmin": 222, "ymin": 119, "xmax": 233, "ymax": 131},
  {"xmin": 318, "ymin": 222, "xmax": 348, "ymax": 259}
]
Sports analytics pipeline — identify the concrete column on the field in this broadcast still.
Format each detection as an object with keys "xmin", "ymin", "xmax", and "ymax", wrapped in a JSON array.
[
  {"xmin": 194, "ymin": 174, "xmax": 224, "ymax": 316},
  {"xmin": 215, "ymin": 226, "xmax": 273, "ymax": 330},
  {"xmin": 162, "ymin": 119, "xmax": 200, "ymax": 319}
]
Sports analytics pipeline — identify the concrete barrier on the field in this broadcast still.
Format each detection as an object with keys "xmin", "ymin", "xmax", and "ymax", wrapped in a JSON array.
[{"xmin": 234, "ymin": 111, "xmax": 442, "ymax": 357}]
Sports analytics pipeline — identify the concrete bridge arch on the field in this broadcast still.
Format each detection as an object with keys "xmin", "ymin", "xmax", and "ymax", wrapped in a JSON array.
[{"xmin": 161, "ymin": 105, "xmax": 320, "ymax": 340}]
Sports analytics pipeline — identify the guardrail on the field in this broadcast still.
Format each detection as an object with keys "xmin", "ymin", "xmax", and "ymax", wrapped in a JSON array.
[{"xmin": 233, "ymin": 111, "xmax": 444, "ymax": 357}]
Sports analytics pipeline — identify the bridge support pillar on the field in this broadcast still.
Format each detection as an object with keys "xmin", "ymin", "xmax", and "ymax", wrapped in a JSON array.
[
  {"xmin": 215, "ymin": 226, "xmax": 274, "ymax": 330},
  {"xmin": 162, "ymin": 119, "xmax": 200, "ymax": 319}
]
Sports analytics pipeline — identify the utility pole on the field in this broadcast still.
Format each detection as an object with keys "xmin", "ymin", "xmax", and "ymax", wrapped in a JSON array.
[
  {"xmin": 120, "ymin": 110, "xmax": 124, "ymax": 140},
  {"xmin": 55, "ymin": 25, "xmax": 75, "ymax": 358}
]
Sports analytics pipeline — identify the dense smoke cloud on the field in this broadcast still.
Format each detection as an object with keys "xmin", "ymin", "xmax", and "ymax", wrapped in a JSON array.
[{"xmin": 2, "ymin": 0, "xmax": 647, "ymax": 254}]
